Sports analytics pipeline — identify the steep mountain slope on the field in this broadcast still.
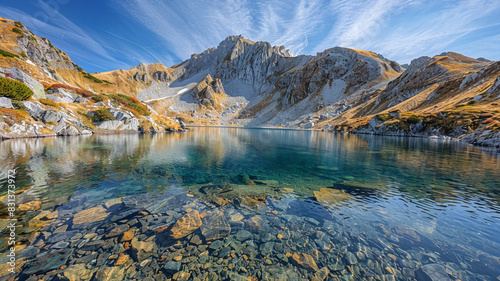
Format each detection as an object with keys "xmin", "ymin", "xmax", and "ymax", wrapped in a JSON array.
[
  {"xmin": 0, "ymin": 17, "xmax": 183, "ymax": 139},
  {"xmin": 326, "ymin": 53, "xmax": 500, "ymax": 146}
]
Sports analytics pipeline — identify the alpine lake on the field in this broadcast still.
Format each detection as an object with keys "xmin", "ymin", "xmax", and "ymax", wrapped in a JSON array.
[{"xmin": 0, "ymin": 127, "xmax": 499, "ymax": 281}]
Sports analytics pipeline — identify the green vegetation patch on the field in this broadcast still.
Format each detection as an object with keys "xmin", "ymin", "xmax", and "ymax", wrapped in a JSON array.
[
  {"xmin": 12, "ymin": 100, "xmax": 26, "ymax": 110},
  {"xmin": 84, "ymin": 73, "xmax": 104, "ymax": 84},
  {"xmin": 405, "ymin": 114, "xmax": 422, "ymax": 124},
  {"xmin": 0, "ymin": 48, "xmax": 19, "ymax": 58},
  {"xmin": 93, "ymin": 108, "xmax": 115, "ymax": 122},
  {"xmin": 0, "ymin": 76, "xmax": 33, "ymax": 100},
  {"xmin": 376, "ymin": 114, "xmax": 392, "ymax": 121},
  {"xmin": 14, "ymin": 21, "xmax": 24, "ymax": 28},
  {"xmin": 12, "ymin": 27, "xmax": 23, "ymax": 35}
]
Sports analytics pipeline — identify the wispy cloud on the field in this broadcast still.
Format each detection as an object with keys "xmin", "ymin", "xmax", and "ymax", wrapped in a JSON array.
[
  {"xmin": 367, "ymin": 0, "xmax": 500, "ymax": 62},
  {"xmin": 2, "ymin": 0, "xmax": 499, "ymax": 71},
  {"xmin": 0, "ymin": 5, "xmax": 118, "ymax": 68},
  {"xmin": 113, "ymin": 0, "xmax": 325, "ymax": 58}
]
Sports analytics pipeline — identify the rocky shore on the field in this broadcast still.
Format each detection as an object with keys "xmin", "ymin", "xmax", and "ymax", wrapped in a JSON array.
[{"xmin": 2, "ymin": 181, "xmax": 498, "ymax": 281}]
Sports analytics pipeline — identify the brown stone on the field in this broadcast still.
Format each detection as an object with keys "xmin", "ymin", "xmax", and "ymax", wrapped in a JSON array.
[
  {"xmin": 94, "ymin": 266, "xmax": 125, "ymax": 281},
  {"xmin": 212, "ymin": 197, "xmax": 229, "ymax": 206},
  {"xmin": 173, "ymin": 271, "xmax": 191, "ymax": 281},
  {"xmin": 170, "ymin": 210, "xmax": 202, "ymax": 239},
  {"xmin": 152, "ymin": 224, "xmax": 170, "ymax": 234},
  {"xmin": 312, "ymin": 267, "xmax": 330, "ymax": 281},
  {"xmin": 73, "ymin": 206, "xmax": 108, "ymax": 225},
  {"xmin": 115, "ymin": 253, "xmax": 129, "ymax": 266},
  {"xmin": 121, "ymin": 230, "xmax": 134, "ymax": 242},
  {"xmin": 313, "ymin": 188, "xmax": 351, "ymax": 207},
  {"xmin": 131, "ymin": 237, "xmax": 155, "ymax": 261},
  {"xmin": 18, "ymin": 201, "xmax": 41, "ymax": 211},
  {"xmin": 291, "ymin": 253, "xmax": 320, "ymax": 272}
]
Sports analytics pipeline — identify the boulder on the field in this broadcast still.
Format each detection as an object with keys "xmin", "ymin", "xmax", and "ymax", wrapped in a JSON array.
[
  {"xmin": 304, "ymin": 122, "xmax": 315, "ymax": 129},
  {"xmin": 170, "ymin": 210, "xmax": 202, "ymax": 239},
  {"xmin": 43, "ymin": 110, "xmax": 62, "ymax": 123},
  {"xmin": 23, "ymin": 101, "xmax": 45, "ymax": 121},
  {"xmin": 95, "ymin": 120, "xmax": 123, "ymax": 130},
  {"xmin": 5, "ymin": 67, "xmax": 45, "ymax": 99},
  {"xmin": 121, "ymin": 118, "xmax": 139, "ymax": 131},
  {"xmin": 74, "ymin": 97, "xmax": 88, "ymax": 103},
  {"xmin": 110, "ymin": 109, "xmax": 133, "ymax": 121},
  {"xmin": 0, "ymin": 97, "xmax": 14, "ymax": 109},
  {"xmin": 58, "ymin": 125, "xmax": 80, "ymax": 136}
]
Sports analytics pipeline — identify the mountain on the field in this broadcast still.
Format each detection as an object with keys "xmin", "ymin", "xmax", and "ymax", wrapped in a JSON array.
[
  {"xmin": 326, "ymin": 52, "xmax": 500, "ymax": 146},
  {"xmin": 0, "ymin": 16, "xmax": 499, "ymax": 146},
  {"xmin": 97, "ymin": 35, "xmax": 403, "ymax": 128}
]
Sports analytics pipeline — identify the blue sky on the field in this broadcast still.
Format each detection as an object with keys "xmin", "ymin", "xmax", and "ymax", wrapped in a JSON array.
[{"xmin": 1, "ymin": 0, "xmax": 499, "ymax": 73}]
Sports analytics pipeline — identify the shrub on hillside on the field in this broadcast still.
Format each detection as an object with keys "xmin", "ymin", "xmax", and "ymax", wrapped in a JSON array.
[
  {"xmin": 12, "ymin": 27, "xmax": 23, "ymax": 35},
  {"xmin": 14, "ymin": 21, "xmax": 24, "ymax": 28},
  {"xmin": 376, "ymin": 114, "xmax": 392, "ymax": 121},
  {"xmin": 109, "ymin": 94, "xmax": 150, "ymax": 116},
  {"xmin": 84, "ymin": 73, "xmax": 104, "ymax": 83},
  {"xmin": 0, "ymin": 76, "xmax": 33, "ymax": 100},
  {"xmin": 0, "ymin": 48, "xmax": 19, "ymax": 58},
  {"xmin": 47, "ymin": 83, "xmax": 93, "ymax": 97},
  {"xmin": 92, "ymin": 94, "xmax": 108, "ymax": 102},
  {"xmin": 406, "ymin": 114, "xmax": 422, "ymax": 124},
  {"xmin": 93, "ymin": 108, "xmax": 115, "ymax": 122}
]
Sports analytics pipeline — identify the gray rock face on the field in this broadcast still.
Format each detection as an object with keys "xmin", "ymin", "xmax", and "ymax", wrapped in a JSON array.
[
  {"xmin": 43, "ymin": 111, "xmax": 62, "ymax": 123},
  {"xmin": 58, "ymin": 125, "xmax": 80, "ymax": 136},
  {"xmin": 23, "ymin": 101, "xmax": 45, "ymax": 121},
  {"xmin": 94, "ymin": 119, "xmax": 139, "ymax": 131},
  {"xmin": 5, "ymin": 67, "xmax": 45, "ymax": 99},
  {"xmin": 110, "ymin": 109, "xmax": 133, "ymax": 122},
  {"xmin": 0, "ymin": 97, "xmax": 14, "ymax": 109},
  {"xmin": 95, "ymin": 120, "xmax": 123, "ymax": 130},
  {"xmin": 16, "ymin": 34, "xmax": 78, "ymax": 75}
]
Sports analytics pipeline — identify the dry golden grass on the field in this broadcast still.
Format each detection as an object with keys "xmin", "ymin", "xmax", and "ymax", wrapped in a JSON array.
[{"xmin": 348, "ymin": 48, "xmax": 379, "ymax": 59}]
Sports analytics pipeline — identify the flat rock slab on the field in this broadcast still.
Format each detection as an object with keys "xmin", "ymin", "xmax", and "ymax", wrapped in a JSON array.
[
  {"xmin": 23, "ymin": 248, "xmax": 73, "ymax": 275},
  {"xmin": 73, "ymin": 205, "xmax": 108, "ymax": 225},
  {"xmin": 170, "ymin": 210, "xmax": 202, "ymax": 239},
  {"xmin": 416, "ymin": 264, "xmax": 451, "ymax": 281}
]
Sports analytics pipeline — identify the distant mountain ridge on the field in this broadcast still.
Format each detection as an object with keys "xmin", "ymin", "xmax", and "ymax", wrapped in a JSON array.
[{"xmin": 0, "ymin": 16, "xmax": 499, "ymax": 146}]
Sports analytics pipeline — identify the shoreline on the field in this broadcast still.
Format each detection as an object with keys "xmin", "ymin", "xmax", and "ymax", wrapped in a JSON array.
[{"xmin": 1, "ymin": 125, "xmax": 499, "ymax": 149}]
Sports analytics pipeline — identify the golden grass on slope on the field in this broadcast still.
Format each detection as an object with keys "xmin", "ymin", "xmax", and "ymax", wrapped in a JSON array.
[{"xmin": 347, "ymin": 48, "xmax": 379, "ymax": 59}]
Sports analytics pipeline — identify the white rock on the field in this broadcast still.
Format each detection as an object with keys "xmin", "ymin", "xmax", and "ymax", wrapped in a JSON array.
[{"xmin": 0, "ymin": 97, "xmax": 14, "ymax": 109}]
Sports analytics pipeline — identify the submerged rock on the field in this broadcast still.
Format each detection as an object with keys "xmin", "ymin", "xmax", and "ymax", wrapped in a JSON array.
[
  {"xmin": 131, "ymin": 237, "xmax": 155, "ymax": 261},
  {"xmin": 170, "ymin": 210, "xmax": 202, "ymax": 239},
  {"xmin": 201, "ymin": 210, "xmax": 231, "ymax": 241},
  {"xmin": 314, "ymin": 188, "xmax": 352, "ymax": 207},
  {"xmin": 200, "ymin": 183, "xmax": 232, "ymax": 195},
  {"xmin": 415, "ymin": 264, "xmax": 451, "ymax": 281},
  {"xmin": 72, "ymin": 206, "xmax": 108, "ymax": 225},
  {"xmin": 291, "ymin": 252, "xmax": 320, "ymax": 272}
]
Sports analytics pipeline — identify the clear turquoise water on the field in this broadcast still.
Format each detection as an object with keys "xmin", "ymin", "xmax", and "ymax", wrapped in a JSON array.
[{"xmin": 1, "ymin": 128, "xmax": 499, "ymax": 280}]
